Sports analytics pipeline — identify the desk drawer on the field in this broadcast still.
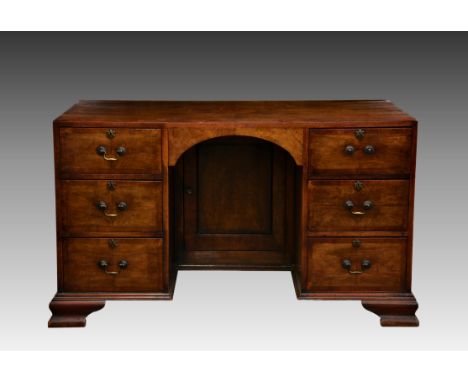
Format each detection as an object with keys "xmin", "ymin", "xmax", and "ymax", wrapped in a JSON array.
[
  {"xmin": 61, "ymin": 180, "xmax": 163, "ymax": 236},
  {"xmin": 306, "ymin": 238, "xmax": 406, "ymax": 291},
  {"xmin": 59, "ymin": 128, "xmax": 162, "ymax": 177},
  {"xmin": 308, "ymin": 128, "xmax": 412, "ymax": 177},
  {"xmin": 63, "ymin": 238, "xmax": 164, "ymax": 292},
  {"xmin": 307, "ymin": 180, "xmax": 409, "ymax": 232}
]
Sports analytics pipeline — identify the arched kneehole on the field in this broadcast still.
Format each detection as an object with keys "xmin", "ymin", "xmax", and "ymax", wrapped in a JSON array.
[{"xmin": 169, "ymin": 136, "xmax": 303, "ymax": 269}]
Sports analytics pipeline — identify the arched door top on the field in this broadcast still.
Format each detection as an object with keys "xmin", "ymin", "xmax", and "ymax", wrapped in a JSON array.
[{"xmin": 168, "ymin": 126, "xmax": 304, "ymax": 166}]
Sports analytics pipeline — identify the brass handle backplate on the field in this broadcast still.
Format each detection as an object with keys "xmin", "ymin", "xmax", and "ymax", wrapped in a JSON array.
[
  {"xmin": 344, "ymin": 200, "xmax": 373, "ymax": 215},
  {"xmin": 344, "ymin": 143, "xmax": 375, "ymax": 155},
  {"xmin": 97, "ymin": 259, "xmax": 128, "ymax": 275},
  {"xmin": 96, "ymin": 201, "xmax": 128, "ymax": 217},
  {"xmin": 96, "ymin": 145, "xmax": 126, "ymax": 161},
  {"xmin": 342, "ymin": 259, "xmax": 372, "ymax": 274}
]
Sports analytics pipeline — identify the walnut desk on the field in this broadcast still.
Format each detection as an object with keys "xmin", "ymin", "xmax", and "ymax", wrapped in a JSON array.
[{"xmin": 49, "ymin": 100, "xmax": 419, "ymax": 327}]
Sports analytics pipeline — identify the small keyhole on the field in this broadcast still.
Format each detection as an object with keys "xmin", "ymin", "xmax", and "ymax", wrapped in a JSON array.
[
  {"xmin": 186, "ymin": 187, "xmax": 193, "ymax": 195},
  {"xmin": 354, "ymin": 181, "xmax": 363, "ymax": 192},
  {"xmin": 352, "ymin": 239, "xmax": 361, "ymax": 248},
  {"xmin": 107, "ymin": 181, "xmax": 116, "ymax": 191}
]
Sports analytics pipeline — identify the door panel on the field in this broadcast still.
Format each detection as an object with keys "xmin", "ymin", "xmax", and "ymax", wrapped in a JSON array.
[
  {"xmin": 197, "ymin": 141, "xmax": 273, "ymax": 235},
  {"xmin": 177, "ymin": 137, "xmax": 295, "ymax": 268}
]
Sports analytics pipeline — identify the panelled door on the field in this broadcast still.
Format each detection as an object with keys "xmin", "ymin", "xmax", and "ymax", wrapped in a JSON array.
[{"xmin": 176, "ymin": 137, "xmax": 295, "ymax": 268}]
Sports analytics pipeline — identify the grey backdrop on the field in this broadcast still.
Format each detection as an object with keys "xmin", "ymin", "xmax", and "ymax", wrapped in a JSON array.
[{"xmin": 0, "ymin": 32, "xmax": 467, "ymax": 349}]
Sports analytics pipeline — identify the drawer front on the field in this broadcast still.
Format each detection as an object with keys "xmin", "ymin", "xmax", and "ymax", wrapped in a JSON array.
[
  {"xmin": 62, "ymin": 180, "xmax": 163, "ymax": 235},
  {"xmin": 63, "ymin": 238, "xmax": 164, "ymax": 292},
  {"xmin": 306, "ymin": 238, "xmax": 406, "ymax": 291},
  {"xmin": 308, "ymin": 128, "xmax": 412, "ymax": 177},
  {"xmin": 308, "ymin": 180, "xmax": 409, "ymax": 232},
  {"xmin": 59, "ymin": 128, "xmax": 162, "ymax": 176}
]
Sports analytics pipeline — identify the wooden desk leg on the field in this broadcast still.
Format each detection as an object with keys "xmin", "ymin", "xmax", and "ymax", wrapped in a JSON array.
[
  {"xmin": 48, "ymin": 298, "xmax": 105, "ymax": 328},
  {"xmin": 362, "ymin": 294, "xmax": 419, "ymax": 327}
]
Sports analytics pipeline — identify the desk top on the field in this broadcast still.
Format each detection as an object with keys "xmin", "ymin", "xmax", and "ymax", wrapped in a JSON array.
[{"xmin": 55, "ymin": 100, "xmax": 416, "ymax": 128}]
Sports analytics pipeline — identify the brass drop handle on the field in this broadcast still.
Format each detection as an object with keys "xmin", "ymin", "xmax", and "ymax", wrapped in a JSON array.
[
  {"xmin": 345, "ymin": 144, "xmax": 375, "ymax": 155},
  {"xmin": 98, "ymin": 259, "xmax": 128, "ymax": 275},
  {"xmin": 342, "ymin": 259, "xmax": 372, "ymax": 274},
  {"xmin": 96, "ymin": 201, "xmax": 128, "ymax": 217},
  {"xmin": 96, "ymin": 145, "xmax": 126, "ymax": 161},
  {"xmin": 344, "ymin": 200, "xmax": 373, "ymax": 215}
]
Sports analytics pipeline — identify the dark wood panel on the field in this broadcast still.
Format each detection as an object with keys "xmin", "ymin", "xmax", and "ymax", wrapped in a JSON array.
[
  {"xmin": 62, "ymin": 180, "xmax": 163, "ymax": 235},
  {"xmin": 59, "ymin": 128, "xmax": 162, "ymax": 176},
  {"xmin": 306, "ymin": 238, "xmax": 406, "ymax": 292},
  {"xmin": 308, "ymin": 128, "xmax": 412, "ymax": 177},
  {"xmin": 177, "ymin": 137, "xmax": 296, "ymax": 267},
  {"xmin": 197, "ymin": 139, "xmax": 273, "ymax": 234},
  {"xmin": 308, "ymin": 180, "xmax": 409, "ymax": 232},
  {"xmin": 63, "ymin": 238, "xmax": 164, "ymax": 292}
]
